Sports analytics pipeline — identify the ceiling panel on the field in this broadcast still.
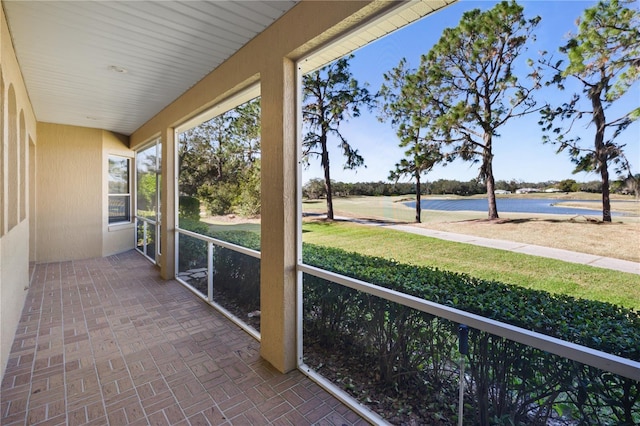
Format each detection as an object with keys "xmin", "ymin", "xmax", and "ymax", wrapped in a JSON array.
[{"xmin": 3, "ymin": 0, "xmax": 298, "ymax": 135}]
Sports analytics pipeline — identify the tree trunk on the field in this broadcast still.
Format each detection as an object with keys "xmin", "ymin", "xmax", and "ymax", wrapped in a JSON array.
[
  {"xmin": 600, "ymin": 164, "xmax": 612, "ymax": 222},
  {"xmin": 483, "ymin": 134, "xmax": 499, "ymax": 220},
  {"xmin": 415, "ymin": 172, "xmax": 422, "ymax": 223},
  {"xmin": 321, "ymin": 133, "xmax": 334, "ymax": 220},
  {"xmin": 591, "ymin": 87, "xmax": 611, "ymax": 222},
  {"xmin": 486, "ymin": 171, "xmax": 498, "ymax": 220}
]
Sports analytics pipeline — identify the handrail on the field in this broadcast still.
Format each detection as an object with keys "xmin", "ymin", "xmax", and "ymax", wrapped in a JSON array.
[
  {"xmin": 135, "ymin": 216, "xmax": 156, "ymax": 225},
  {"xmin": 298, "ymin": 263, "xmax": 640, "ymax": 381},
  {"xmin": 176, "ymin": 227, "xmax": 261, "ymax": 259}
]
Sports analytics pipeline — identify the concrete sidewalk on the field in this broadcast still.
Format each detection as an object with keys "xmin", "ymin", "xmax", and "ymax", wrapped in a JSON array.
[{"xmin": 336, "ymin": 216, "xmax": 640, "ymax": 275}]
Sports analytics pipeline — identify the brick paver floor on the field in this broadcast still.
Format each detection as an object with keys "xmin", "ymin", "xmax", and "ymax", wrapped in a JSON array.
[{"xmin": 1, "ymin": 250, "xmax": 368, "ymax": 425}]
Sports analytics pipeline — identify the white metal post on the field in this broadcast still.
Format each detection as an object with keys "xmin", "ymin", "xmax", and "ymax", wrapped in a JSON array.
[{"xmin": 207, "ymin": 242, "xmax": 214, "ymax": 302}]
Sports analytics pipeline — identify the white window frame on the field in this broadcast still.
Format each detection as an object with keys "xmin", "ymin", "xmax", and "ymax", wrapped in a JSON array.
[{"xmin": 108, "ymin": 155, "xmax": 132, "ymax": 225}]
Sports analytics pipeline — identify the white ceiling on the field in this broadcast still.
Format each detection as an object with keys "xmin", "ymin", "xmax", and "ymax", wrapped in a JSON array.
[{"xmin": 3, "ymin": 0, "xmax": 299, "ymax": 135}]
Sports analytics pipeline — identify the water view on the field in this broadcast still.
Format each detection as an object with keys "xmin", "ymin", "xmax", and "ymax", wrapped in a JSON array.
[{"xmin": 405, "ymin": 198, "xmax": 622, "ymax": 216}]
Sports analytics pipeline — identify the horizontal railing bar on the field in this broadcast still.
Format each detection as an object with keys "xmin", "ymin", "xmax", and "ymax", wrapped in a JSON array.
[
  {"xmin": 176, "ymin": 228, "xmax": 261, "ymax": 259},
  {"xmin": 298, "ymin": 263, "xmax": 640, "ymax": 381},
  {"xmin": 135, "ymin": 216, "xmax": 156, "ymax": 225}
]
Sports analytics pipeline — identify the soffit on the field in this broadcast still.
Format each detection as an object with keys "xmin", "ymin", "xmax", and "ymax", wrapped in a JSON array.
[
  {"xmin": 2, "ymin": 0, "xmax": 298, "ymax": 135},
  {"xmin": 299, "ymin": 0, "xmax": 453, "ymax": 74}
]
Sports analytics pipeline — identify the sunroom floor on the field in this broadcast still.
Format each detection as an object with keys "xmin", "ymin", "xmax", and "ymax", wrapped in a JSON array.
[{"xmin": 1, "ymin": 250, "xmax": 366, "ymax": 425}]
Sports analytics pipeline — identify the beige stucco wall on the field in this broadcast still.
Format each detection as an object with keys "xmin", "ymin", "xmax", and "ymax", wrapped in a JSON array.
[
  {"xmin": 36, "ymin": 123, "xmax": 103, "ymax": 261},
  {"xmin": 130, "ymin": 1, "xmax": 387, "ymax": 373},
  {"xmin": 29, "ymin": 138, "xmax": 35, "ymax": 260},
  {"xmin": 36, "ymin": 123, "xmax": 134, "ymax": 262},
  {"xmin": 0, "ymin": 221, "xmax": 28, "ymax": 374},
  {"xmin": 1, "ymin": 3, "xmax": 37, "ymax": 377}
]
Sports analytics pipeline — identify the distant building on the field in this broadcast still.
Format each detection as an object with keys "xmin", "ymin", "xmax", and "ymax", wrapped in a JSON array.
[
  {"xmin": 515, "ymin": 187, "xmax": 539, "ymax": 194},
  {"xmin": 545, "ymin": 188, "xmax": 562, "ymax": 193},
  {"xmin": 495, "ymin": 189, "xmax": 511, "ymax": 194}
]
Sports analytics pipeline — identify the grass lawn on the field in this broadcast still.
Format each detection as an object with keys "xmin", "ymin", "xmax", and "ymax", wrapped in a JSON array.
[
  {"xmin": 195, "ymin": 194, "xmax": 639, "ymax": 309},
  {"xmin": 200, "ymin": 216, "xmax": 261, "ymax": 235},
  {"xmin": 302, "ymin": 220, "xmax": 640, "ymax": 310},
  {"xmin": 303, "ymin": 193, "xmax": 640, "ymax": 262}
]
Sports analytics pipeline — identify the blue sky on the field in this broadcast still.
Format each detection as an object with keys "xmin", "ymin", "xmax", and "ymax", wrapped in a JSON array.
[{"xmin": 302, "ymin": 0, "xmax": 639, "ymax": 185}]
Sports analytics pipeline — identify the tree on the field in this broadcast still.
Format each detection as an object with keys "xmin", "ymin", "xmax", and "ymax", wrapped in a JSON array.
[
  {"xmin": 228, "ymin": 99, "xmax": 261, "ymax": 216},
  {"xmin": 495, "ymin": 179, "xmax": 521, "ymax": 193},
  {"xmin": 379, "ymin": 58, "xmax": 443, "ymax": 223},
  {"xmin": 580, "ymin": 180, "xmax": 603, "ymax": 193},
  {"xmin": 421, "ymin": 1, "xmax": 542, "ymax": 220},
  {"xmin": 231, "ymin": 98, "xmax": 261, "ymax": 164},
  {"xmin": 178, "ymin": 98, "xmax": 261, "ymax": 216},
  {"xmin": 624, "ymin": 174, "xmax": 639, "ymax": 198},
  {"xmin": 136, "ymin": 151, "xmax": 159, "ymax": 215},
  {"xmin": 302, "ymin": 56, "xmax": 375, "ymax": 220},
  {"xmin": 302, "ymin": 178, "xmax": 326, "ymax": 200},
  {"xmin": 610, "ymin": 174, "xmax": 639, "ymax": 196},
  {"xmin": 557, "ymin": 179, "xmax": 579, "ymax": 192},
  {"xmin": 618, "ymin": 158, "xmax": 640, "ymax": 199},
  {"xmin": 540, "ymin": 0, "xmax": 640, "ymax": 222}
]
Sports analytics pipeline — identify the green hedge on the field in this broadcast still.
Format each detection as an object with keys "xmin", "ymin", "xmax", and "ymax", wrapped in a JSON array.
[
  {"xmin": 178, "ymin": 196, "xmax": 201, "ymax": 220},
  {"xmin": 177, "ymin": 228, "xmax": 639, "ymax": 360},
  {"xmin": 177, "ymin": 222, "xmax": 261, "ymax": 327},
  {"xmin": 207, "ymin": 230, "xmax": 260, "ymax": 310},
  {"xmin": 303, "ymin": 244, "xmax": 640, "ymax": 360},
  {"xmin": 210, "ymin": 230, "xmax": 260, "ymax": 251},
  {"xmin": 302, "ymin": 244, "xmax": 640, "ymax": 425}
]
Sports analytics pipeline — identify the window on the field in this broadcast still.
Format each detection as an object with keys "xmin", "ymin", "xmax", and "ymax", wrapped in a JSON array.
[{"xmin": 108, "ymin": 156, "xmax": 131, "ymax": 224}]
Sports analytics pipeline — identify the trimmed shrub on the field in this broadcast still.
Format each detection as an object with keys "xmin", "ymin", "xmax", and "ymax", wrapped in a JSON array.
[
  {"xmin": 303, "ymin": 244, "xmax": 640, "ymax": 359},
  {"xmin": 209, "ymin": 230, "xmax": 260, "ymax": 311},
  {"xmin": 302, "ymin": 244, "xmax": 640, "ymax": 424},
  {"xmin": 176, "ymin": 218, "xmax": 209, "ymax": 278},
  {"xmin": 179, "ymin": 196, "xmax": 200, "ymax": 220},
  {"xmin": 198, "ymin": 182, "xmax": 235, "ymax": 216},
  {"xmin": 177, "ymin": 224, "xmax": 261, "ymax": 328}
]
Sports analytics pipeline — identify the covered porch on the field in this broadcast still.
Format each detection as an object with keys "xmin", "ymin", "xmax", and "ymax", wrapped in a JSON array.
[
  {"xmin": 3, "ymin": 1, "xmax": 441, "ymax": 423},
  {"xmin": 2, "ymin": 250, "xmax": 365, "ymax": 425},
  {"xmin": 3, "ymin": 0, "xmax": 637, "ymax": 424}
]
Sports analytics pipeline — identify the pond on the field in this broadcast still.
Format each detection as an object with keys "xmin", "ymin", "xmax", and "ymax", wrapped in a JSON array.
[{"xmin": 404, "ymin": 198, "xmax": 621, "ymax": 216}]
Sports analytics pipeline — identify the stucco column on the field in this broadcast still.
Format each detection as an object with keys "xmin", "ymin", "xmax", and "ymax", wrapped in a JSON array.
[
  {"xmin": 160, "ymin": 128, "xmax": 175, "ymax": 280},
  {"xmin": 260, "ymin": 58, "xmax": 298, "ymax": 373}
]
